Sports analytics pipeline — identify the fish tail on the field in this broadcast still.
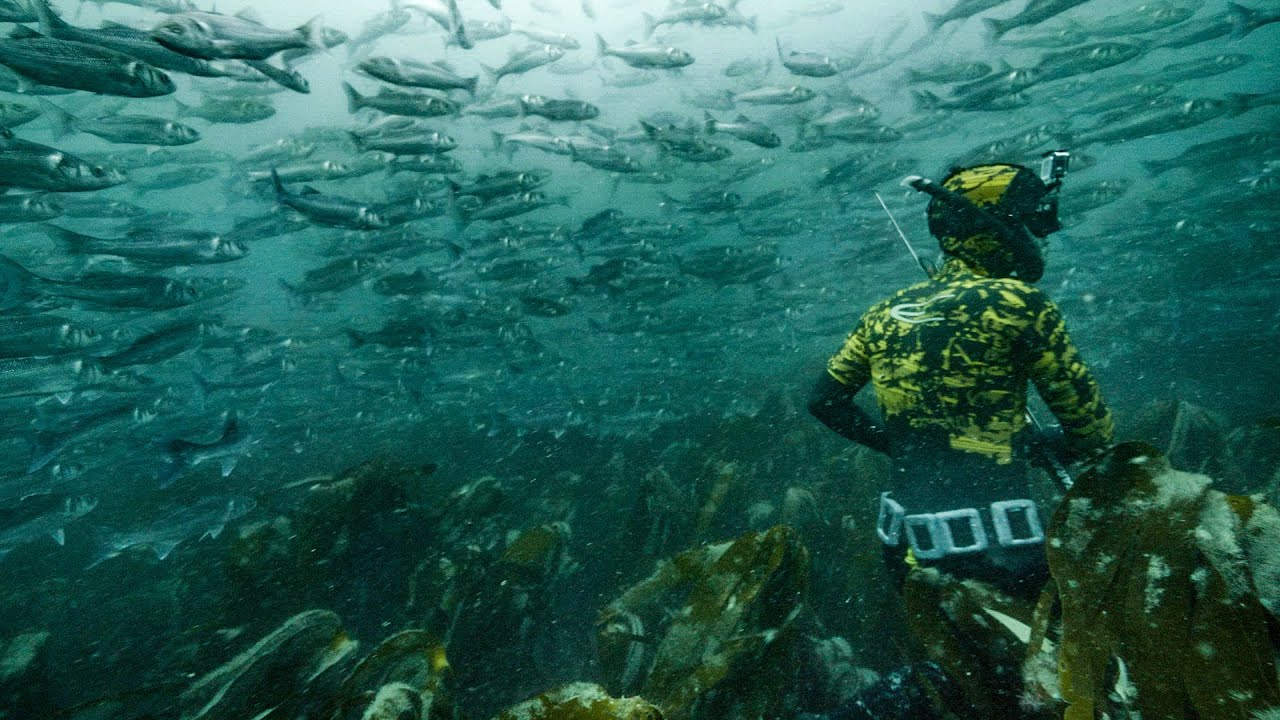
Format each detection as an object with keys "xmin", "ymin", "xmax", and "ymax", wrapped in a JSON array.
[
  {"xmin": 26, "ymin": 429, "xmax": 66, "ymax": 474},
  {"xmin": 1139, "ymin": 159, "xmax": 1167, "ymax": 176},
  {"xmin": 922, "ymin": 11, "xmax": 945, "ymax": 33},
  {"xmin": 30, "ymin": 0, "xmax": 66, "ymax": 33},
  {"xmin": 1227, "ymin": 2, "xmax": 1258, "ymax": 38},
  {"xmin": 1225, "ymin": 91, "xmax": 1257, "ymax": 116},
  {"xmin": 982, "ymin": 16, "xmax": 1008, "ymax": 41},
  {"xmin": 341, "ymin": 81, "xmax": 362, "ymax": 113},
  {"xmin": 746, "ymin": 15, "xmax": 757, "ymax": 34},
  {"xmin": 299, "ymin": 16, "xmax": 327, "ymax": 50},
  {"xmin": 36, "ymin": 97, "xmax": 75, "ymax": 140},
  {"xmin": 345, "ymin": 329, "xmax": 367, "ymax": 349},
  {"xmin": 270, "ymin": 168, "xmax": 286, "ymax": 196},
  {"xmin": 911, "ymin": 89, "xmax": 940, "ymax": 111},
  {"xmin": 704, "ymin": 111, "xmax": 717, "ymax": 134}
]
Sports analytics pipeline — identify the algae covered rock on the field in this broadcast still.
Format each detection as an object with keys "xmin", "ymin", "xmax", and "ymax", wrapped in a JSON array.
[
  {"xmin": 490, "ymin": 682, "xmax": 663, "ymax": 720},
  {"xmin": 1039, "ymin": 442, "xmax": 1280, "ymax": 719},
  {"xmin": 599, "ymin": 525, "xmax": 811, "ymax": 720}
]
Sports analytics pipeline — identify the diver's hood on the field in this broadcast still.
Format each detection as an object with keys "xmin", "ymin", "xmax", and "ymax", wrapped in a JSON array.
[{"xmin": 908, "ymin": 164, "xmax": 1057, "ymax": 282}]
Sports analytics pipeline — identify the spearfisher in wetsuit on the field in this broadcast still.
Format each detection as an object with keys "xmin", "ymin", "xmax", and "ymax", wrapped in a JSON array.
[{"xmin": 806, "ymin": 162, "xmax": 1114, "ymax": 720}]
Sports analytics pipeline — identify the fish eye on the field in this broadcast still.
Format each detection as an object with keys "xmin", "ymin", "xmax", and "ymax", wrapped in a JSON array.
[{"xmin": 91, "ymin": 166, "xmax": 105, "ymax": 177}]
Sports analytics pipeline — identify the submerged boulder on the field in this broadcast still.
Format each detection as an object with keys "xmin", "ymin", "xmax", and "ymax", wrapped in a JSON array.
[
  {"xmin": 1033, "ymin": 442, "xmax": 1280, "ymax": 719},
  {"xmin": 490, "ymin": 683, "xmax": 663, "ymax": 720},
  {"xmin": 599, "ymin": 525, "xmax": 812, "ymax": 720}
]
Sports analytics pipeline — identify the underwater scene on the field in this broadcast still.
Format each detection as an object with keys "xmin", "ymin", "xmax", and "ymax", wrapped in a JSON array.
[{"xmin": 0, "ymin": 0, "xmax": 1278, "ymax": 717}]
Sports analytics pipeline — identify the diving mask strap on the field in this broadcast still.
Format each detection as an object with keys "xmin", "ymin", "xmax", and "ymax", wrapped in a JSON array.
[{"xmin": 901, "ymin": 175, "xmax": 1045, "ymax": 282}]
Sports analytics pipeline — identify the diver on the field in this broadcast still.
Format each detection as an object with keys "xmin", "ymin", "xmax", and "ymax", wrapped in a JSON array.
[{"xmin": 805, "ymin": 158, "xmax": 1115, "ymax": 720}]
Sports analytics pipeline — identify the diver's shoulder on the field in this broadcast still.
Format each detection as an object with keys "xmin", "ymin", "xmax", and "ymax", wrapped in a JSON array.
[{"xmin": 982, "ymin": 276, "xmax": 1044, "ymax": 296}]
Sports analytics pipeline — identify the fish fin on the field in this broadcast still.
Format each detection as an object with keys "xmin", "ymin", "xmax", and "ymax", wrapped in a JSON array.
[
  {"xmin": 36, "ymin": 97, "xmax": 75, "ymax": 140},
  {"xmin": 595, "ymin": 32, "xmax": 608, "ymax": 55},
  {"xmin": 341, "ymin": 81, "xmax": 362, "ymax": 113},
  {"xmin": 172, "ymin": 97, "xmax": 190, "ymax": 118},
  {"xmin": 205, "ymin": 524, "xmax": 224, "ymax": 540},
  {"xmin": 270, "ymin": 169, "xmax": 286, "ymax": 196},
  {"xmin": 234, "ymin": 7, "xmax": 264, "ymax": 22},
  {"xmin": 982, "ymin": 16, "xmax": 1007, "ymax": 41},
  {"xmin": 30, "ymin": 0, "xmax": 67, "ymax": 33},
  {"xmin": 27, "ymin": 429, "xmax": 66, "ymax": 474},
  {"xmin": 703, "ymin": 111, "xmax": 716, "ymax": 133},
  {"xmin": 152, "ymin": 540, "xmax": 180, "ymax": 560},
  {"xmin": 746, "ymin": 15, "xmax": 757, "ymax": 33},
  {"xmin": 641, "ymin": 12, "xmax": 655, "ymax": 38},
  {"xmin": 220, "ymin": 457, "xmax": 237, "ymax": 477},
  {"xmin": 157, "ymin": 459, "xmax": 186, "ymax": 489},
  {"xmin": 910, "ymin": 89, "xmax": 940, "ymax": 111},
  {"xmin": 299, "ymin": 16, "xmax": 327, "ymax": 51},
  {"xmin": 300, "ymin": 185, "xmax": 321, "ymax": 195},
  {"xmin": 1227, "ymin": 2, "xmax": 1258, "ymax": 38},
  {"xmin": 921, "ymin": 11, "xmax": 944, "ymax": 33},
  {"xmin": 1225, "ymin": 92, "xmax": 1257, "ymax": 116},
  {"xmin": 50, "ymin": 528, "xmax": 65, "ymax": 546},
  {"xmin": 9, "ymin": 25, "xmax": 42, "ymax": 39},
  {"xmin": 345, "ymin": 329, "xmax": 367, "ymax": 349}
]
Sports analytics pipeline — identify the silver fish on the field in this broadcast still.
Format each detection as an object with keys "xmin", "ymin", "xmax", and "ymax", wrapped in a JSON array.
[
  {"xmin": 596, "ymin": 35, "xmax": 693, "ymax": 69},
  {"xmin": 0, "ymin": 34, "xmax": 174, "ymax": 97},
  {"xmin": 151, "ymin": 11, "xmax": 325, "ymax": 61},
  {"xmin": 358, "ymin": 56, "xmax": 478, "ymax": 95},
  {"xmin": 41, "ymin": 99, "xmax": 199, "ymax": 146},
  {"xmin": 0, "ymin": 132, "xmax": 126, "ymax": 192},
  {"xmin": 271, "ymin": 170, "xmax": 388, "ymax": 230}
]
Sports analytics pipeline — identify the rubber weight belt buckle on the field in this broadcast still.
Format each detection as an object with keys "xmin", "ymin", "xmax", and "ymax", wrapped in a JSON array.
[
  {"xmin": 875, "ymin": 494, "xmax": 1046, "ymax": 560},
  {"xmin": 904, "ymin": 508, "xmax": 988, "ymax": 560},
  {"xmin": 876, "ymin": 492, "xmax": 905, "ymax": 546}
]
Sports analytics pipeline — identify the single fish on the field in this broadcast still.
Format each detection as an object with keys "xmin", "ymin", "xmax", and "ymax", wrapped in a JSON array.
[
  {"xmin": 0, "ymin": 33, "xmax": 174, "ymax": 97},
  {"xmin": 518, "ymin": 95, "xmax": 600, "ymax": 122},
  {"xmin": 0, "ymin": 132, "xmax": 126, "ymax": 192},
  {"xmin": 985, "ymin": 0, "xmax": 1092, "ymax": 39},
  {"xmin": 40, "ymin": 99, "xmax": 199, "ymax": 146},
  {"xmin": 484, "ymin": 44, "xmax": 564, "ymax": 82},
  {"xmin": 922, "ymin": 0, "xmax": 1013, "ymax": 32},
  {"xmin": 151, "ymin": 11, "xmax": 326, "ymax": 61},
  {"xmin": 45, "ymin": 225, "xmax": 248, "ymax": 267},
  {"xmin": 0, "ymin": 193, "xmax": 61, "ymax": 223},
  {"xmin": 158, "ymin": 413, "xmax": 255, "ymax": 487},
  {"xmin": 175, "ymin": 96, "xmax": 276, "ymax": 124},
  {"xmin": 704, "ymin": 112, "xmax": 780, "ymax": 148},
  {"xmin": 0, "ymin": 494, "xmax": 97, "ymax": 558},
  {"xmin": 776, "ymin": 38, "xmax": 838, "ymax": 77},
  {"xmin": 358, "ymin": 56, "xmax": 478, "ymax": 94},
  {"xmin": 271, "ymin": 170, "xmax": 388, "ymax": 230},
  {"xmin": 343, "ymin": 82, "xmax": 458, "ymax": 117},
  {"xmin": 733, "ymin": 85, "xmax": 816, "ymax": 104},
  {"xmin": 596, "ymin": 35, "xmax": 693, "ymax": 69}
]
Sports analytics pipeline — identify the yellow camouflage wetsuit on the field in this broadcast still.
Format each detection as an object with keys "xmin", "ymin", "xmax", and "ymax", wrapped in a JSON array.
[{"xmin": 827, "ymin": 256, "xmax": 1113, "ymax": 511}]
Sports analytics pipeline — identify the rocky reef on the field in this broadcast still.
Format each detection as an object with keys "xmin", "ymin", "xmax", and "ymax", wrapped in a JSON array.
[{"xmin": 0, "ymin": 397, "xmax": 1277, "ymax": 719}]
